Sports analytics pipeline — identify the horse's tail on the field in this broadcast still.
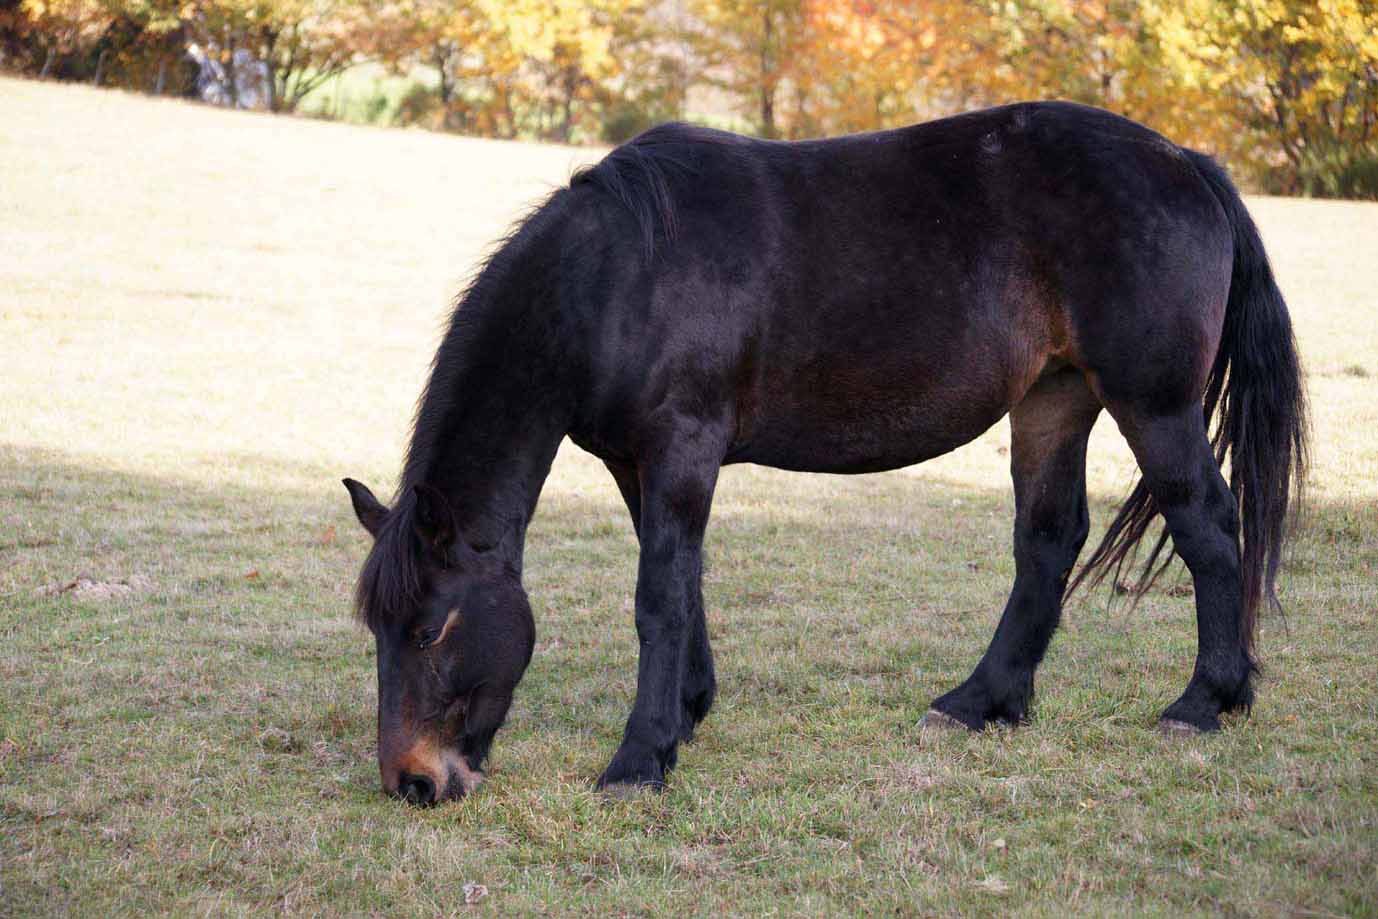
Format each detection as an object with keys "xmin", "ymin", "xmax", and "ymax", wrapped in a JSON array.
[{"xmin": 1070, "ymin": 149, "xmax": 1309, "ymax": 661}]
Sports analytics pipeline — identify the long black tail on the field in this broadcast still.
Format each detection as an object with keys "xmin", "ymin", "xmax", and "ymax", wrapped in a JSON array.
[{"xmin": 1071, "ymin": 150, "xmax": 1309, "ymax": 660}]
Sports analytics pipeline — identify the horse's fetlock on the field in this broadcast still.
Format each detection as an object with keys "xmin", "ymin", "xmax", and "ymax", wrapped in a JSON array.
[
  {"xmin": 930, "ymin": 666, "xmax": 1034, "ymax": 730},
  {"xmin": 597, "ymin": 737, "xmax": 673, "ymax": 791}
]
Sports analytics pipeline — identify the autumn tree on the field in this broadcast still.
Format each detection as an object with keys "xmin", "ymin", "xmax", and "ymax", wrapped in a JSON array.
[
  {"xmin": 692, "ymin": 0, "xmax": 810, "ymax": 137},
  {"xmin": 257, "ymin": 0, "xmax": 369, "ymax": 111},
  {"xmin": 500, "ymin": 0, "xmax": 621, "ymax": 142},
  {"xmin": 368, "ymin": 0, "xmax": 633, "ymax": 141},
  {"xmin": 102, "ymin": 0, "xmax": 188, "ymax": 93},
  {"xmin": 16, "ymin": 0, "xmax": 110, "ymax": 77},
  {"xmin": 173, "ymin": 0, "xmax": 368, "ymax": 111},
  {"xmin": 1147, "ymin": 0, "xmax": 1378, "ymax": 195},
  {"xmin": 601, "ymin": 0, "xmax": 692, "ymax": 139},
  {"xmin": 802, "ymin": 0, "xmax": 1003, "ymax": 133}
]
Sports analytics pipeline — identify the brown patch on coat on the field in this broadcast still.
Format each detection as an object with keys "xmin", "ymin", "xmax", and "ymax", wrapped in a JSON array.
[
  {"xmin": 390, "ymin": 732, "xmax": 484, "ymax": 799},
  {"xmin": 433, "ymin": 607, "xmax": 462, "ymax": 646}
]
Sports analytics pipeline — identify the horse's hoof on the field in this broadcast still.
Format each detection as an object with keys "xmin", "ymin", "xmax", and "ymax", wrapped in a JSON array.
[
  {"xmin": 921, "ymin": 709, "xmax": 973, "ymax": 732},
  {"xmin": 1158, "ymin": 718, "xmax": 1204, "ymax": 737}
]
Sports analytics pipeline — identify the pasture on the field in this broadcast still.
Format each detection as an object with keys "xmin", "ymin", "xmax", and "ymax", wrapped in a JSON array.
[{"xmin": 1, "ymin": 77, "xmax": 1375, "ymax": 915}]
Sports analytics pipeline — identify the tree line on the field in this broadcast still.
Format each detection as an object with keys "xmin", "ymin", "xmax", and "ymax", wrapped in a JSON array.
[{"xmin": 3, "ymin": 0, "xmax": 1375, "ymax": 198}]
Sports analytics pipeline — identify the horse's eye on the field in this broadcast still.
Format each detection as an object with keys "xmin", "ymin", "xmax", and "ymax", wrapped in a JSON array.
[{"xmin": 415, "ymin": 628, "xmax": 440, "ymax": 650}]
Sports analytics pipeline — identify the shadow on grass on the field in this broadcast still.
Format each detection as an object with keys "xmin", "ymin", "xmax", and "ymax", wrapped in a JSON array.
[
  {"xmin": 3, "ymin": 437, "xmax": 1371, "ymax": 660},
  {"xmin": 4, "ymin": 439, "xmax": 1369, "ymax": 732}
]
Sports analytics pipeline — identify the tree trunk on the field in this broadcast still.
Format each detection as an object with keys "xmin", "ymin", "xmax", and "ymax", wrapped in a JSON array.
[
  {"xmin": 759, "ymin": 9, "xmax": 776, "ymax": 138},
  {"xmin": 435, "ymin": 48, "xmax": 453, "ymax": 105},
  {"xmin": 558, "ymin": 69, "xmax": 578, "ymax": 143},
  {"xmin": 499, "ymin": 85, "xmax": 515, "ymax": 138},
  {"xmin": 40, "ymin": 46, "xmax": 55, "ymax": 79},
  {"xmin": 266, "ymin": 62, "xmax": 278, "ymax": 112},
  {"xmin": 154, "ymin": 56, "xmax": 168, "ymax": 95},
  {"xmin": 262, "ymin": 28, "xmax": 281, "ymax": 112},
  {"xmin": 223, "ymin": 27, "xmax": 240, "ymax": 108}
]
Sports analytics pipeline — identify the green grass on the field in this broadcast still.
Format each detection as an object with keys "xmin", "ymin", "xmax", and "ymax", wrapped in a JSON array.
[
  {"xmin": 2, "ymin": 77, "xmax": 1376, "ymax": 916},
  {"xmin": 295, "ymin": 63, "xmax": 434, "ymax": 127}
]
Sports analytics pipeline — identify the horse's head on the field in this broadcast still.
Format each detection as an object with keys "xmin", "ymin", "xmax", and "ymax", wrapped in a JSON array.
[{"xmin": 343, "ymin": 478, "xmax": 534, "ymax": 806}]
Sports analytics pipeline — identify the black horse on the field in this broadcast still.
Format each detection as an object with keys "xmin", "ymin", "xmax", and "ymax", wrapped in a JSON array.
[{"xmin": 343, "ymin": 101, "xmax": 1307, "ymax": 805}]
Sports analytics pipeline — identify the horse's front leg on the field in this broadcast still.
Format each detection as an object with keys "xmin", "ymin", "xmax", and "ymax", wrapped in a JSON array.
[
  {"xmin": 597, "ymin": 446, "xmax": 720, "ymax": 792},
  {"xmin": 604, "ymin": 459, "xmax": 718, "ymax": 744}
]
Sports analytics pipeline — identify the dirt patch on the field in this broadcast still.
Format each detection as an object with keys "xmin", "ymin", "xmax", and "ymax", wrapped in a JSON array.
[
  {"xmin": 883, "ymin": 761, "xmax": 946, "ymax": 791},
  {"xmin": 667, "ymin": 844, "xmax": 731, "ymax": 878},
  {"xmin": 37, "ymin": 575, "xmax": 153, "ymax": 603}
]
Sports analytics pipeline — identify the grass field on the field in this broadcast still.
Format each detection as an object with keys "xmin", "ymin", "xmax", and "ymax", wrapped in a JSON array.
[{"xmin": 2, "ymin": 77, "xmax": 1376, "ymax": 916}]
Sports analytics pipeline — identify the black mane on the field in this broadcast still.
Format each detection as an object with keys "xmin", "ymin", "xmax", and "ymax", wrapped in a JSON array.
[{"xmin": 571, "ymin": 121, "xmax": 736, "ymax": 260}]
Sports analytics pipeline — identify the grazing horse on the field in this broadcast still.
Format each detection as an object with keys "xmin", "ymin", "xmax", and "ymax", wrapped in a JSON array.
[{"xmin": 343, "ymin": 101, "xmax": 1307, "ymax": 804}]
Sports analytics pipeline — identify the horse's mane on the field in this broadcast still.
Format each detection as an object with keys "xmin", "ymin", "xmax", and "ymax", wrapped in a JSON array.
[{"xmin": 571, "ymin": 121, "xmax": 736, "ymax": 260}]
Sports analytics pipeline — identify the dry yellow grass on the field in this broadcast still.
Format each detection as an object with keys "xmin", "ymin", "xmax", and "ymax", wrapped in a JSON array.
[{"xmin": 2, "ymin": 77, "xmax": 1376, "ymax": 916}]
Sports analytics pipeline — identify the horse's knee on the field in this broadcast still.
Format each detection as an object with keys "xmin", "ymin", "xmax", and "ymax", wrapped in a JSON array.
[
  {"xmin": 1160, "ymin": 484, "xmax": 1240, "ymax": 579},
  {"xmin": 1015, "ymin": 499, "xmax": 1089, "ymax": 583}
]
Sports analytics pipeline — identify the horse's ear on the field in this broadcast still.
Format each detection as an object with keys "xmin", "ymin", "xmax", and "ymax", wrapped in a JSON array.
[
  {"xmin": 343, "ymin": 478, "xmax": 387, "ymax": 537},
  {"xmin": 412, "ymin": 483, "xmax": 456, "ymax": 555}
]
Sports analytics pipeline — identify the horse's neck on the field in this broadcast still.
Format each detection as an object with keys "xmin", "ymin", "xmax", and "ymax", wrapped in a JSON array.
[
  {"xmin": 405, "ymin": 333, "xmax": 570, "ymax": 575},
  {"xmin": 405, "ymin": 196, "xmax": 576, "ymax": 573}
]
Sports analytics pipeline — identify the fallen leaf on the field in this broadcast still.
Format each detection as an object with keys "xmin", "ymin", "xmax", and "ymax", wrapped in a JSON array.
[
  {"xmin": 463, "ymin": 882, "xmax": 488, "ymax": 905},
  {"xmin": 244, "ymin": 570, "xmax": 260, "ymax": 580},
  {"xmin": 321, "ymin": 525, "xmax": 336, "ymax": 546}
]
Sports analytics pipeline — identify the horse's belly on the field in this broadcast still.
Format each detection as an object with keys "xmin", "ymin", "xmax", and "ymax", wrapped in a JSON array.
[{"xmin": 729, "ymin": 373, "xmax": 1016, "ymax": 473}]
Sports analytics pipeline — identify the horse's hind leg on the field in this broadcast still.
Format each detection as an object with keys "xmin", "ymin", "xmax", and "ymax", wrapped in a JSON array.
[
  {"xmin": 604, "ymin": 460, "xmax": 717, "ymax": 746},
  {"xmin": 927, "ymin": 369, "xmax": 1101, "ymax": 729},
  {"xmin": 1100, "ymin": 406, "xmax": 1253, "ymax": 732}
]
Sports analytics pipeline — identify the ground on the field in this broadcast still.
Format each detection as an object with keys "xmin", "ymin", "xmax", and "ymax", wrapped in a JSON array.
[{"xmin": 1, "ymin": 77, "xmax": 1375, "ymax": 916}]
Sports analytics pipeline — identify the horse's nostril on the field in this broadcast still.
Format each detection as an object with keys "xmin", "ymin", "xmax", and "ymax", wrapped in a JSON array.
[{"xmin": 398, "ymin": 772, "xmax": 436, "ymax": 806}]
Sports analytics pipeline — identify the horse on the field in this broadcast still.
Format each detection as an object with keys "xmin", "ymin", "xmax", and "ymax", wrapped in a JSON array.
[{"xmin": 342, "ymin": 101, "xmax": 1307, "ymax": 805}]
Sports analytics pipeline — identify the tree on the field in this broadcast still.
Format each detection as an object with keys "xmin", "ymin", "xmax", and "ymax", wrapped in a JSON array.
[
  {"xmin": 601, "ymin": 0, "xmax": 692, "ymax": 139},
  {"xmin": 17, "ymin": 0, "xmax": 110, "ymax": 77},
  {"xmin": 1148, "ymin": 0, "xmax": 1378, "ymax": 195},
  {"xmin": 802, "ymin": 0, "xmax": 1003, "ymax": 133},
  {"xmin": 498, "ymin": 0, "xmax": 621, "ymax": 142},
  {"xmin": 691, "ymin": 0, "xmax": 809, "ymax": 137},
  {"xmin": 370, "ymin": 0, "xmax": 632, "ymax": 141},
  {"xmin": 175, "ymin": 0, "xmax": 367, "ymax": 111}
]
